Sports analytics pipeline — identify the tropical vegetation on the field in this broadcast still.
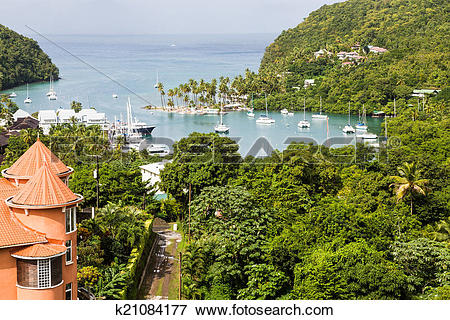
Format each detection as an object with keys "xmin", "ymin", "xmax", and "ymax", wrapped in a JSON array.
[{"xmin": 0, "ymin": 24, "xmax": 59, "ymax": 90}]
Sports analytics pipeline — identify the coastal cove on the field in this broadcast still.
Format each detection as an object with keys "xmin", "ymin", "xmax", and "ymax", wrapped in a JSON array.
[{"xmin": 0, "ymin": 33, "xmax": 382, "ymax": 154}]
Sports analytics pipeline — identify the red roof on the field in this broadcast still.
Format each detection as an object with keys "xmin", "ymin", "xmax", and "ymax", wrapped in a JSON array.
[
  {"xmin": 0, "ymin": 178, "xmax": 19, "ymax": 200},
  {"xmin": 0, "ymin": 202, "xmax": 46, "ymax": 249},
  {"xmin": 5, "ymin": 139, "xmax": 70, "ymax": 178},
  {"xmin": 12, "ymin": 243, "xmax": 66, "ymax": 258},
  {"xmin": 11, "ymin": 164, "xmax": 79, "ymax": 207}
]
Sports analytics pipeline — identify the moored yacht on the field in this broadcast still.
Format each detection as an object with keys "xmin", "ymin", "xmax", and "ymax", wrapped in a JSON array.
[
  {"xmin": 342, "ymin": 102, "xmax": 355, "ymax": 133},
  {"xmin": 24, "ymin": 83, "xmax": 32, "ymax": 104},
  {"xmin": 280, "ymin": 108, "xmax": 289, "ymax": 115},
  {"xmin": 356, "ymin": 105, "xmax": 368, "ymax": 130},
  {"xmin": 298, "ymin": 98, "xmax": 310, "ymax": 128},
  {"xmin": 256, "ymin": 94, "xmax": 275, "ymax": 124},
  {"xmin": 214, "ymin": 104, "xmax": 230, "ymax": 133},
  {"xmin": 113, "ymin": 97, "xmax": 156, "ymax": 141},
  {"xmin": 9, "ymin": 92, "xmax": 17, "ymax": 98},
  {"xmin": 312, "ymin": 96, "xmax": 327, "ymax": 120},
  {"xmin": 247, "ymin": 94, "xmax": 255, "ymax": 117}
]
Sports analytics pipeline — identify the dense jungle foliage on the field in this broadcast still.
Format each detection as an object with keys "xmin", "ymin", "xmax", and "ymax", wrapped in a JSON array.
[
  {"xmin": 0, "ymin": 24, "xmax": 59, "ymax": 90},
  {"xmin": 159, "ymin": 99, "xmax": 450, "ymax": 300},
  {"xmin": 257, "ymin": 0, "xmax": 449, "ymax": 112}
]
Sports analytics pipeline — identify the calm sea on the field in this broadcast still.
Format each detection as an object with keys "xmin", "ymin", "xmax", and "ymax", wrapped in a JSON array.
[{"xmin": 2, "ymin": 34, "xmax": 382, "ymax": 154}]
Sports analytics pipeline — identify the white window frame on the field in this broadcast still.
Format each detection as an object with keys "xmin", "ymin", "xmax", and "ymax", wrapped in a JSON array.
[
  {"xmin": 65, "ymin": 283, "xmax": 72, "ymax": 300},
  {"xmin": 65, "ymin": 207, "xmax": 77, "ymax": 234},
  {"xmin": 37, "ymin": 259, "xmax": 51, "ymax": 289},
  {"xmin": 65, "ymin": 240, "xmax": 72, "ymax": 264}
]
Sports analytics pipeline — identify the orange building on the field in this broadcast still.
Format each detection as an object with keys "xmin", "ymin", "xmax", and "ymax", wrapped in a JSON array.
[{"xmin": 0, "ymin": 139, "xmax": 83, "ymax": 300}]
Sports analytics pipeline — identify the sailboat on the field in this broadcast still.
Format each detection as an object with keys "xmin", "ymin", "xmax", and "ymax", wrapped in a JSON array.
[
  {"xmin": 247, "ymin": 94, "xmax": 255, "ymax": 117},
  {"xmin": 154, "ymin": 72, "xmax": 159, "ymax": 89},
  {"xmin": 256, "ymin": 93, "xmax": 275, "ymax": 124},
  {"xmin": 298, "ymin": 98, "xmax": 310, "ymax": 128},
  {"xmin": 355, "ymin": 105, "xmax": 368, "ymax": 130},
  {"xmin": 343, "ymin": 102, "xmax": 355, "ymax": 133},
  {"xmin": 46, "ymin": 76, "xmax": 57, "ymax": 100},
  {"xmin": 214, "ymin": 104, "xmax": 230, "ymax": 133},
  {"xmin": 312, "ymin": 96, "xmax": 328, "ymax": 119},
  {"xmin": 24, "ymin": 84, "xmax": 32, "ymax": 104}
]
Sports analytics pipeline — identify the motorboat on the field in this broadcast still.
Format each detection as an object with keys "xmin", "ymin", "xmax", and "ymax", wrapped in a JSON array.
[
  {"xmin": 9, "ymin": 92, "xmax": 17, "ymax": 98},
  {"xmin": 280, "ymin": 108, "xmax": 289, "ymax": 115},
  {"xmin": 112, "ymin": 94, "xmax": 118, "ymax": 99}
]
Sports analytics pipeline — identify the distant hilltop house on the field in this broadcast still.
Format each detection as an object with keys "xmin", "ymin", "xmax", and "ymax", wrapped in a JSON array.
[
  {"xmin": 304, "ymin": 79, "xmax": 315, "ymax": 89},
  {"xmin": 412, "ymin": 89, "xmax": 441, "ymax": 98},
  {"xmin": 351, "ymin": 42, "xmax": 361, "ymax": 51},
  {"xmin": 38, "ymin": 108, "xmax": 109, "ymax": 134},
  {"xmin": 314, "ymin": 49, "xmax": 333, "ymax": 59},
  {"xmin": 342, "ymin": 61, "xmax": 354, "ymax": 67},
  {"xmin": 337, "ymin": 51, "xmax": 364, "ymax": 61},
  {"xmin": 368, "ymin": 46, "xmax": 388, "ymax": 54}
]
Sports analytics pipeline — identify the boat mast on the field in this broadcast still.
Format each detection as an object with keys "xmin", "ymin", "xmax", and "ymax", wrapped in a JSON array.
[
  {"xmin": 348, "ymin": 102, "xmax": 351, "ymax": 125},
  {"xmin": 320, "ymin": 96, "xmax": 322, "ymax": 115},
  {"xmin": 303, "ymin": 97, "xmax": 306, "ymax": 120},
  {"xmin": 265, "ymin": 93, "xmax": 268, "ymax": 117},
  {"xmin": 127, "ymin": 97, "xmax": 133, "ymax": 136}
]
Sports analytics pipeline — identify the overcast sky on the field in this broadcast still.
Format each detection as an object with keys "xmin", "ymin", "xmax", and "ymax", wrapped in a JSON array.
[{"xmin": 0, "ymin": 0, "xmax": 344, "ymax": 35}]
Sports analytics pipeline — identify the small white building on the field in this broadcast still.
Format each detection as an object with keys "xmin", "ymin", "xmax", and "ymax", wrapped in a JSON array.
[
  {"xmin": 139, "ymin": 160, "xmax": 172, "ymax": 195},
  {"xmin": 304, "ymin": 79, "xmax": 315, "ymax": 89},
  {"xmin": 38, "ymin": 110, "xmax": 58, "ymax": 134},
  {"xmin": 57, "ymin": 109, "xmax": 76, "ymax": 123},
  {"xmin": 38, "ymin": 108, "xmax": 110, "ymax": 134},
  {"xmin": 13, "ymin": 109, "xmax": 31, "ymax": 121},
  {"xmin": 314, "ymin": 49, "xmax": 332, "ymax": 59},
  {"xmin": 369, "ymin": 46, "xmax": 388, "ymax": 54}
]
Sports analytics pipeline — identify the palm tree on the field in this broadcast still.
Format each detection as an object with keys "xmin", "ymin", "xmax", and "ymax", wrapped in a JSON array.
[
  {"xmin": 390, "ymin": 162, "xmax": 430, "ymax": 215},
  {"xmin": 157, "ymin": 82, "xmax": 165, "ymax": 108}
]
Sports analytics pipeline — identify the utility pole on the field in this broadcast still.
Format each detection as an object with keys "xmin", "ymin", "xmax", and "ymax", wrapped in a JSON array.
[
  {"xmin": 178, "ymin": 252, "xmax": 182, "ymax": 300},
  {"xmin": 188, "ymin": 183, "xmax": 191, "ymax": 243},
  {"xmin": 92, "ymin": 155, "xmax": 100, "ymax": 209}
]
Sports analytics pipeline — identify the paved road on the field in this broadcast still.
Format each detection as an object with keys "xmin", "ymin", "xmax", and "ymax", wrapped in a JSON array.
[{"xmin": 140, "ymin": 218, "xmax": 182, "ymax": 300}]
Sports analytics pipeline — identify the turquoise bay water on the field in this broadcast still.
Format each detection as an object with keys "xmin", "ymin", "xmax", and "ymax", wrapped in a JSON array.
[{"xmin": 1, "ymin": 34, "xmax": 382, "ymax": 154}]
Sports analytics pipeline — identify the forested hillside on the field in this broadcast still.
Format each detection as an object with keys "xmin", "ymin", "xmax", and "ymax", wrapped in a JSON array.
[
  {"xmin": 258, "ymin": 0, "xmax": 449, "ymax": 111},
  {"xmin": 0, "ymin": 24, "xmax": 58, "ymax": 90}
]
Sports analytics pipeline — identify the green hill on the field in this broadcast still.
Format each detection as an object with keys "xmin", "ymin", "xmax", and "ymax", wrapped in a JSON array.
[
  {"xmin": 0, "ymin": 24, "xmax": 59, "ymax": 90},
  {"xmin": 258, "ymin": 0, "xmax": 449, "ymax": 112}
]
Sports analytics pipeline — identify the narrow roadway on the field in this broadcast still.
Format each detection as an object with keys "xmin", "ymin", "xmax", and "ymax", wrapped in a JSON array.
[{"xmin": 140, "ymin": 218, "xmax": 182, "ymax": 300}]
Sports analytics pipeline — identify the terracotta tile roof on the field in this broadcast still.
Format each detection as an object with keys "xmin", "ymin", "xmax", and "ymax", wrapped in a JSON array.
[
  {"xmin": 11, "ymin": 243, "xmax": 66, "ymax": 258},
  {"xmin": 11, "ymin": 164, "xmax": 78, "ymax": 207},
  {"xmin": 0, "ymin": 178, "xmax": 19, "ymax": 200},
  {"xmin": 5, "ymin": 138, "xmax": 70, "ymax": 178},
  {"xmin": 0, "ymin": 202, "xmax": 46, "ymax": 249}
]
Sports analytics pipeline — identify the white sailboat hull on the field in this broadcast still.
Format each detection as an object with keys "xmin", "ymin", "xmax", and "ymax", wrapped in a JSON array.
[{"xmin": 312, "ymin": 114, "xmax": 328, "ymax": 120}]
